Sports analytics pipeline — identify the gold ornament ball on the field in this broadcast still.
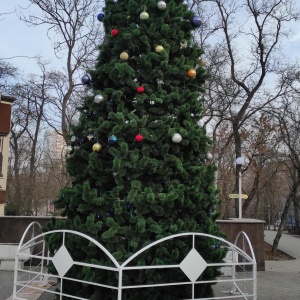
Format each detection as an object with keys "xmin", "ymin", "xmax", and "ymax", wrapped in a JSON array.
[
  {"xmin": 187, "ymin": 68, "xmax": 197, "ymax": 78},
  {"xmin": 140, "ymin": 11, "xmax": 149, "ymax": 20},
  {"xmin": 92, "ymin": 142, "xmax": 102, "ymax": 152},
  {"xmin": 155, "ymin": 45, "xmax": 164, "ymax": 53},
  {"xmin": 198, "ymin": 58, "xmax": 206, "ymax": 67},
  {"xmin": 120, "ymin": 51, "xmax": 129, "ymax": 61}
]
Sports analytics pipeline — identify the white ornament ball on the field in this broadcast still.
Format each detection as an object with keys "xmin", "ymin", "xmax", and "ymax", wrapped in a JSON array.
[
  {"xmin": 140, "ymin": 11, "xmax": 149, "ymax": 20},
  {"xmin": 172, "ymin": 133, "xmax": 182, "ymax": 143},
  {"xmin": 94, "ymin": 94, "xmax": 104, "ymax": 103},
  {"xmin": 157, "ymin": 1, "xmax": 167, "ymax": 10},
  {"xmin": 149, "ymin": 100, "xmax": 155, "ymax": 105},
  {"xmin": 206, "ymin": 152, "xmax": 213, "ymax": 161}
]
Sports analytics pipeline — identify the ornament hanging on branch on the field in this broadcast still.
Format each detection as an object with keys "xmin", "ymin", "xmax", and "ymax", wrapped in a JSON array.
[
  {"xmin": 198, "ymin": 58, "xmax": 206, "ymax": 67},
  {"xmin": 94, "ymin": 94, "xmax": 105, "ymax": 103},
  {"xmin": 206, "ymin": 152, "xmax": 213, "ymax": 161},
  {"xmin": 87, "ymin": 133, "xmax": 94, "ymax": 141},
  {"xmin": 92, "ymin": 142, "xmax": 102, "ymax": 152},
  {"xmin": 172, "ymin": 133, "xmax": 182, "ymax": 143},
  {"xmin": 120, "ymin": 51, "xmax": 129, "ymax": 61},
  {"xmin": 157, "ymin": 1, "xmax": 167, "ymax": 10},
  {"xmin": 190, "ymin": 16, "xmax": 202, "ymax": 27},
  {"xmin": 137, "ymin": 86, "xmax": 145, "ymax": 93},
  {"xmin": 155, "ymin": 45, "xmax": 164, "ymax": 53},
  {"xmin": 97, "ymin": 13, "xmax": 105, "ymax": 21},
  {"xmin": 81, "ymin": 74, "xmax": 91, "ymax": 85},
  {"xmin": 111, "ymin": 29, "xmax": 119, "ymax": 37},
  {"xmin": 108, "ymin": 135, "xmax": 118, "ymax": 145},
  {"xmin": 187, "ymin": 68, "xmax": 197, "ymax": 79},
  {"xmin": 180, "ymin": 40, "xmax": 188, "ymax": 49},
  {"xmin": 140, "ymin": 11, "xmax": 149, "ymax": 20},
  {"xmin": 135, "ymin": 134, "xmax": 143, "ymax": 142}
]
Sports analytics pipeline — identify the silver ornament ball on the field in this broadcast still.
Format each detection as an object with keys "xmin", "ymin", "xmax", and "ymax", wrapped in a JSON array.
[
  {"xmin": 157, "ymin": 1, "xmax": 167, "ymax": 10},
  {"xmin": 94, "ymin": 94, "xmax": 104, "ymax": 103},
  {"xmin": 206, "ymin": 152, "xmax": 213, "ymax": 161}
]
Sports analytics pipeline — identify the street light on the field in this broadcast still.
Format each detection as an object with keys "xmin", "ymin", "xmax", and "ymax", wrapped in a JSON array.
[{"xmin": 236, "ymin": 157, "xmax": 245, "ymax": 219}]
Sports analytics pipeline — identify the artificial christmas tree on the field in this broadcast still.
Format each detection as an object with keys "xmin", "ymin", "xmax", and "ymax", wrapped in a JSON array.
[{"xmin": 44, "ymin": 0, "xmax": 226, "ymax": 299}]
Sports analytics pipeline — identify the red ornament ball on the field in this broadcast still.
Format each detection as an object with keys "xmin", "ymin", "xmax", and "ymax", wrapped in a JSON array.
[
  {"xmin": 111, "ymin": 29, "xmax": 119, "ymax": 37},
  {"xmin": 135, "ymin": 134, "xmax": 143, "ymax": 142},
  {"xmin": 137, "ymin": 86, "xmax": 145, "ymax": 93}
]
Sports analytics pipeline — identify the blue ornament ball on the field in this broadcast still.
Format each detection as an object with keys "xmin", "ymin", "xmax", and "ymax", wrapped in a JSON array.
[
  {"xmin": 108, "ymin": 135, "xmax": 118, "ymax": 145},
  {"xmin": 81, "ymin": 74, "xmax": 91, "ymax": 84},
  {"xmin": 97, "ymin": 13, "xmax": 105, "ymax": 21},
  {"xmin": 191, "ymin": 16, "xmax": 202, "ymax": 27}
]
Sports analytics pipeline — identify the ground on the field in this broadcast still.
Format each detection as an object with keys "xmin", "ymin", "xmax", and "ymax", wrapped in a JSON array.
[{"xmin": 264, "ymin": 242, "xmax": 294, "ymax": 261}]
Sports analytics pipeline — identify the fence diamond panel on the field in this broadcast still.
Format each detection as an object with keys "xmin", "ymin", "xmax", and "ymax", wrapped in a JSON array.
[{"xmin": 13, "ymin": 222, "xmax": 257, "ymax": 300}]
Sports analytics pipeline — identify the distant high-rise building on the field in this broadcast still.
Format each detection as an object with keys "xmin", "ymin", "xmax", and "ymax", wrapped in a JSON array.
[{"xmin": 44, "ymin": 130, "xmax": 66, "ymax": 161}]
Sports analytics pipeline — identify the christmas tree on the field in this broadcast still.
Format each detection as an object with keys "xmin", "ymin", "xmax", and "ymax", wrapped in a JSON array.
[{"xmin": 45, "ymin": 0, "xmax": 226, "ymax": 299}]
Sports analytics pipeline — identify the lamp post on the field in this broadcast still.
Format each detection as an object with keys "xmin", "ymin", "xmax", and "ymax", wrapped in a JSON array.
[{"xmin": 236, "ymin": 157, "xmax": 245, "ymax": 219}]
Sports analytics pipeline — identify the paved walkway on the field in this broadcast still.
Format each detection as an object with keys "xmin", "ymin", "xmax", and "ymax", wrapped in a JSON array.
[
  {"xmin": 0, "ymin": 271, "xmax": 14, "ymax": 300},
  {"xmin": 2, "ymin": 231, "xmax": 300, "ymax": 300},
  {"xmin": 264, "ymin": 230, "xmax": 300, "ymax": 259},
  {"xmin": 261, "ymin": 230, "xmax": 300, "ymax": 299}
]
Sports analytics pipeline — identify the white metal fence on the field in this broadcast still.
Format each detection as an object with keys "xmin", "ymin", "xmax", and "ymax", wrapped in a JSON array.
[{"xmin": 13, "ymin": 222, "xmax": 257, "ymax": 299}]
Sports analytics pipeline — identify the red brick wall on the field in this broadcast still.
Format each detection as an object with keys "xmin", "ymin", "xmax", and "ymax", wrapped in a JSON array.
[
  {"xmin": 0, "ymin": 190, "xmax": 6, "ymax": 204},
  {"xmin": 0, "ymin": 103, "xmax": 12, "ymax": 135}
]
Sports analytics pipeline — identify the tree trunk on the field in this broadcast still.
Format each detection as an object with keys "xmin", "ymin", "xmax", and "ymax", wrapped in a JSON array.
[
  {"xmin": 293, "ymin": 197, "xmax": 300, "ymax": 234},
  {"xmin": 272, "ymin": 176, "xmax": 300, "ymax": 252}
]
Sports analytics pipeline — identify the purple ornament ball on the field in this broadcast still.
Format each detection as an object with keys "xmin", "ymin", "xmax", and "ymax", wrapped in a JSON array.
[
  {"xmin": 81, "ymin": 74, "xmax": 91, "ymax": 85},
  {"xmin": 191, "ymin": 16, "xmax": 202, "ymax": 27}
]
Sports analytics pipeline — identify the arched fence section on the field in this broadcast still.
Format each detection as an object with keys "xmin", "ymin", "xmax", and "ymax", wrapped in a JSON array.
[{"xmin": 13, "ymin": 222, "xmax": 257, "ymax": 300}]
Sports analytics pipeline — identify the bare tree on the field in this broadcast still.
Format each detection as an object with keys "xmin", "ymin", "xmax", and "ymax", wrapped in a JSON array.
[
  {"xmin": 20, "ymin": 0, "xmax": 104, "ymax": 139},
  {"xmin": 6, "ymin": 61, "xmax": 70, "ymax": 215},
  {"xmin": 269, "ymin": 87, "xmax": 300, "ymax": 250},
  {"xmin": 195, "ymin": 0, "xmax": 300, "ymax": 216},
  {"xmin": 0, "ymin": 60, "xmax": 18, "ymax": 92}
]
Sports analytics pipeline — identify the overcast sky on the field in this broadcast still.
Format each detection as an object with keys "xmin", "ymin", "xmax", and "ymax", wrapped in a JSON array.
[
  {"xmin": 1, "ymin": 0, "xmax": 62, "ymax": 75},
  {"xmin": 1, "ymin": 0, "xmax": 300, "ymax": 77}
]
